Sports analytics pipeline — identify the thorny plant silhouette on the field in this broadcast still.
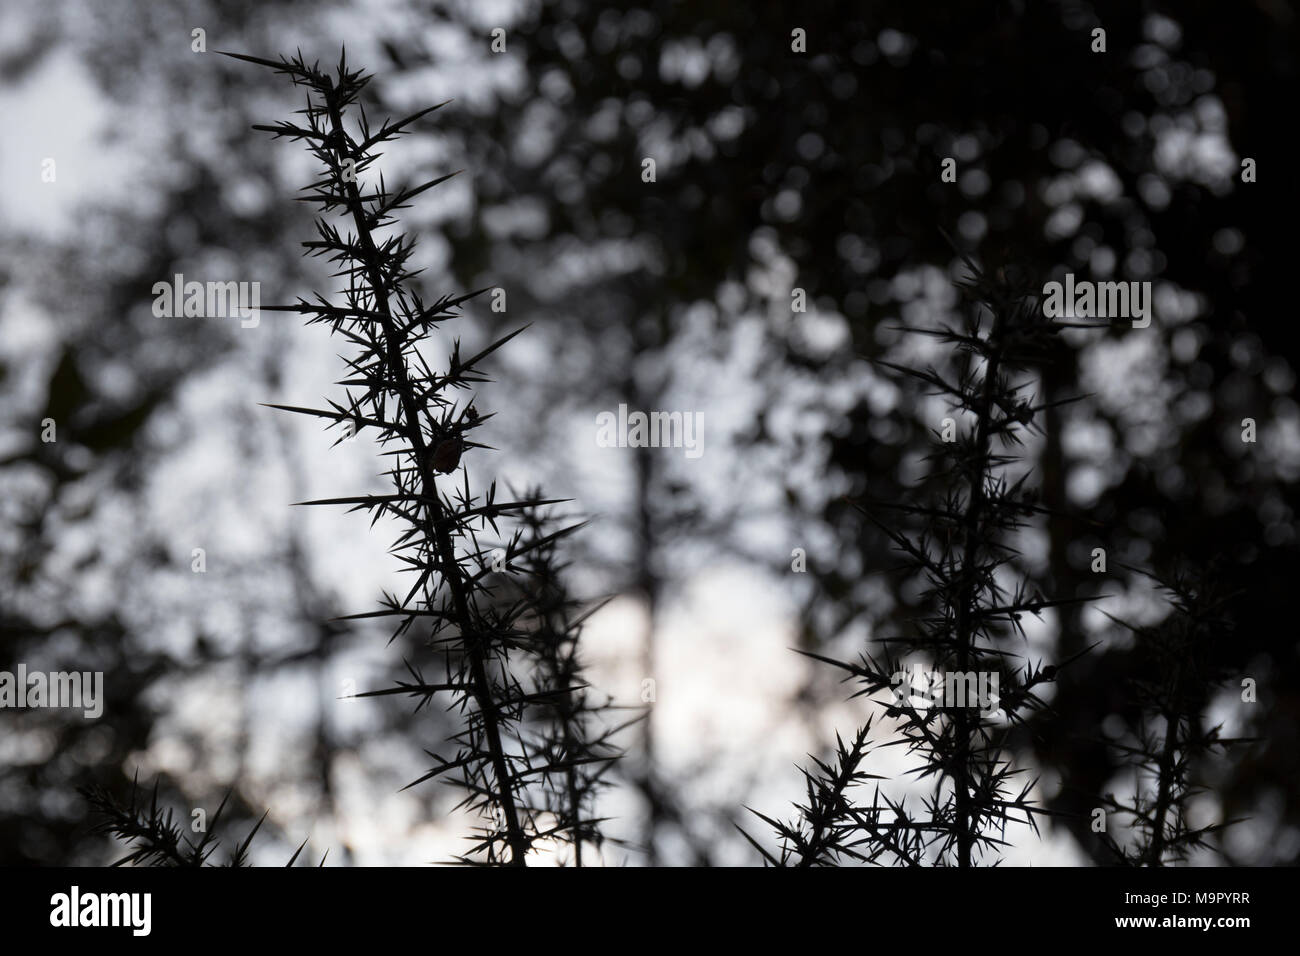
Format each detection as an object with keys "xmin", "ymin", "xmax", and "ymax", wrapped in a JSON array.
[
  {"xmin": 82, "ymin": 776, "xmax": 324, "ymax": 867},
  {"xmin": 230, "ymin": 49, "xmax": 623, "ymax": 865},
  {"xmin": 86, "ymin": 49, "xmax": 626, "ymax": 867},
  {"xmin": 748, "ymin": 254, "xmax": 1111, "ymax": 866},
  {"xmin": 751, "ymin": 252, "xmax": 1248, "ymax": 866},
  {"xmin": 1097, "ymin": 565, "xmax": 1252, "ymax": 865}
]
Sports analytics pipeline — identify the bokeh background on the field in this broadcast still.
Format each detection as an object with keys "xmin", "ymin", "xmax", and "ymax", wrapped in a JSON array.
[{"xmin": 1, "ymin": 0, "xmax": 1297, "ymax": 865}]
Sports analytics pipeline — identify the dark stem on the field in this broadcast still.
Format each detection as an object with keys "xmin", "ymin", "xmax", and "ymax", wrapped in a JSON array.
[
  {"xmin": 1145, "ymin": 655, "xmax": 1187, "ymax": 866},
  {"xmin": 321, "ymin": 79, "xmax": 529, "ymax": 866},
  {"xmin": 950, "ymin": 302, "xmax": 1008, "ymax": 868}
]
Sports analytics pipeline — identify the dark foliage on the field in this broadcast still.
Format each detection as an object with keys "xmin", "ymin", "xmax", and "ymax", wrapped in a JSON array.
[
  {"xmin": 1097, "ymin": 565, "xmax": 1252, "ymax": 865},
  {"xmin": 82, "ymin": 776, "xmax": 321, "ymax": 867},
  {"xmin": 754, "ymin": 255, "xmax": 1111, "ymax": 865},
  {"xmin": 205, "ymin": 49, "xmax": 618, "ymax": 865}
]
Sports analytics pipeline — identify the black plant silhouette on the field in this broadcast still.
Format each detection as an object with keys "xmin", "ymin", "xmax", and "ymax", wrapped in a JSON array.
[
  {"xmin": 85, "ymin": 48, "xmax": 623, "ymax": 867},
  {"xmin": 1096, "ymin": 565, "xmax": 1251, "ymax": 865},
  {"xmin": 228, "ymin": 48, "xmax": 622, "ymax": 865},
  {"xmin": 753, "ymin": 253, "xmax": 1113, "ymax": 866},
  {"xmin": 82, "ymin": 776, "xmax": 322, "ymax": 867}
]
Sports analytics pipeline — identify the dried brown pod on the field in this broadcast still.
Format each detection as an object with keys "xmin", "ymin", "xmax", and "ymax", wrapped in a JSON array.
[{"xmin": 427, "ymin": 437, "xmax": 463, "ymax": 474}]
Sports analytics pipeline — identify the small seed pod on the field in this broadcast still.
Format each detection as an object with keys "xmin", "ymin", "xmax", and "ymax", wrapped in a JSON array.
[{"xmin": 427, "ymin": 437, "xmax": 464, "ymax": 475}]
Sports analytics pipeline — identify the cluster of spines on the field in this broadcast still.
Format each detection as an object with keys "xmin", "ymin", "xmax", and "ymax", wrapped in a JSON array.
[{"xmin": 81, "ymin": 776, "xmax": 321, "ymax": 867}]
